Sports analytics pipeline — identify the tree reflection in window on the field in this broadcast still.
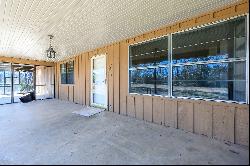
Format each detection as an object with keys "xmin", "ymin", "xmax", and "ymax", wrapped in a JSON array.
[
  {"xmin": 129, "ymin": 37, "xmax": 169, "ymax": 96},
  {"xmin": 172, "ymin": 16, "xmax": 246, "ymax": 102}
]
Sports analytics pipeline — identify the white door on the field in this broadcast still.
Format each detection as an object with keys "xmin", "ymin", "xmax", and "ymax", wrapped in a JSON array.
[{"xmin": 91, "ymin": 55, "xmax": 107, "ymax": 108}]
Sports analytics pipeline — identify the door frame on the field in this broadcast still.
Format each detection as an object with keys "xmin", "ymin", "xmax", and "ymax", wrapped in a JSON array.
[{"xmin": 90, "ymin": 54, "xmax": 107, "ymax": 109}]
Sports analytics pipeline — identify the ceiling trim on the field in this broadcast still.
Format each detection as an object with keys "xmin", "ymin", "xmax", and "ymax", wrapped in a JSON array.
[{"xmin": 0, "ymin": 55, "xmax": 55, "ymax": 66}]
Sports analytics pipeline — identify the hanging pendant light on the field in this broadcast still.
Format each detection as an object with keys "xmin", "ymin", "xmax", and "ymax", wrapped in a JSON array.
[{"xmin": 46, "ymin": 35, "xmax": 56, "ymax": 58}]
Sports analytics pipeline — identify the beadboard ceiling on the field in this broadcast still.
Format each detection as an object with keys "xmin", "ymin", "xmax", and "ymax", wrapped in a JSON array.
[{"xmin": 0, "ymin": 0, "xmax": 240, "ymax": 62}]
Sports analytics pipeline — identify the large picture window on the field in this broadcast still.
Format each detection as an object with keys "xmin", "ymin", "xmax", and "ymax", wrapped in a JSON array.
[
  {"xmin": 129, "ymin": 36, "xmax": 169, "ymax": 96},
  {"xmin": 128, "ymin": 16, "xmax": 248, "ymax": 103},
  {"xmin": 172, "ymin": 16, "xmax": 247, "ymax": 102},
  {"xmin": 60, "ymin": 61, "xmax": 74, "ymax": 84}
]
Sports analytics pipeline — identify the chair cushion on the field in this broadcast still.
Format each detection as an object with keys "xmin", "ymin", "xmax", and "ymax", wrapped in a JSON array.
[
  {"xmin": 20, "ymin": 94, "xmax": 33, "ymax": 103},
  {"xmin": 29, "ymin": 91, "xmax": 36, "ymax": 100}
]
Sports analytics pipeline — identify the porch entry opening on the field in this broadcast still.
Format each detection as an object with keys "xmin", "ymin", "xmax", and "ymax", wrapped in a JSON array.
[{"xmin": 13, "ymin": 64, "xmax": 35, "ymax": 103}]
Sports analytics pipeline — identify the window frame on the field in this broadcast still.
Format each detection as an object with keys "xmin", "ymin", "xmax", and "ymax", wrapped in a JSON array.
[
  {"xmin": 128, "ymin": 15, "xmax": 249, "ymax": 104},
  {"xmin": 246, "ymin": 14, "xmax": 249, "ymax": 104},
  {"xmin": 60, "ymin": 60, "xmax": 74, "ymax": 85},
  {"xmin": 128, "ymin": 34, "xmax": 170, "ymax": 97}
]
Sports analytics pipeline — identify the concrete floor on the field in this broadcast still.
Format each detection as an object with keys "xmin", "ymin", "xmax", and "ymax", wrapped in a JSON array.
[{"xmin": 0, "ymin": 99, "xmax": 249, "ymax": 165}]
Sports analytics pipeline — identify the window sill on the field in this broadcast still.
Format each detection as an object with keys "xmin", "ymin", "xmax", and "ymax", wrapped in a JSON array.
[{"xmin": 128, "ymin": 93, "xmax": 248, "ymax": 105}]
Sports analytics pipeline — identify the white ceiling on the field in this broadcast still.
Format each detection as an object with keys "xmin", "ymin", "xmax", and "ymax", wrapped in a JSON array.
[{"xmin": 0, "ymin": 0, "xmax": 240, "ymax": 62}]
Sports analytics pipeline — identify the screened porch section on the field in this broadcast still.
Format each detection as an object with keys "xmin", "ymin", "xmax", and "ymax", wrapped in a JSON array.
[{"xmin": 0, "ymin": 62, "xmax": 54, "ymax": 104}]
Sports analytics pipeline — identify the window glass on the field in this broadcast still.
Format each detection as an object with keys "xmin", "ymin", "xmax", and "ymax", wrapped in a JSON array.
[
  {"xmin": 5, "ymin": 71, "xmax": 11, "ymax": 85},
  {"xmin": 13, "ymin": 72, "xmax": 20, "ymax": 84},
  {"xmin": 172, "ymin": 17, "xmax": 246, "ymax": 64},
  {"xmin": 67, "ymin": 61, "xmax": 74, "ymax": 84},
  {"xmin": 60, "ymin": 64, "xmax": 67, "ymax": 84},
  {"xmin": 129, "ymin": 36, "xmax": 169, "ymax": 95},
  {"xmin": 172, "ymin": 17, "xmax": 246, "ymax": 102},
  {"xmin": 0, "ymin": 71, "xmax": 4, "ymax": 85},
  {"xmin": 4, "ymin": 86, "xmax": 11, "ymax": 95},
  {"xmin": 5, "ymin": 77, "xmax": 11, "ymax": 85},
  {"xmin": 60, "ymin": 61, "xmax": 74, "ymax": 84}
]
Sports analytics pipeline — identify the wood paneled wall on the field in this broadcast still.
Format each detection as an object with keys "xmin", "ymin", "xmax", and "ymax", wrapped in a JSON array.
[
  {"xmin": 36, "ymin": 66, "xmax": 55, "ymax": 99},
  {"xmin": 56, "ymin": 0, "xmax": 249, "ymax": 146}
]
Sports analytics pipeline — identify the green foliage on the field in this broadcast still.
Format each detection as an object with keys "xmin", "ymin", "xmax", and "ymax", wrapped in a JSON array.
[{"xmin": 20, "ymin": 82, "xmax": 33, "ymax": 92}]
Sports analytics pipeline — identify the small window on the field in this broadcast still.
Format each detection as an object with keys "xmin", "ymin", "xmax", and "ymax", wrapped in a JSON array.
[{"xmin": 60, "ymin": 61, "xmax": 74, "ymax": 84}]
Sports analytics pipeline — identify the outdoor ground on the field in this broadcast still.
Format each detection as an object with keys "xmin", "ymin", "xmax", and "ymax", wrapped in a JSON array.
[{"xmin": 0, "ymin": 99, "xmax": 249, "ymax": 165}]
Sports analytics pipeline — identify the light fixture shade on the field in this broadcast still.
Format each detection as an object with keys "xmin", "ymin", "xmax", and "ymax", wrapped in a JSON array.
[{"xmin": 46, "ymin": 35, "xmax": 56, "ymax": 58}]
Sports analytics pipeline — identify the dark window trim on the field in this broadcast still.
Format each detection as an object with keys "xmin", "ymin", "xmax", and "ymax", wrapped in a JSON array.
[{"xmin": 60, "ymin": 60, "xmax": 74, "ymax": 85}]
